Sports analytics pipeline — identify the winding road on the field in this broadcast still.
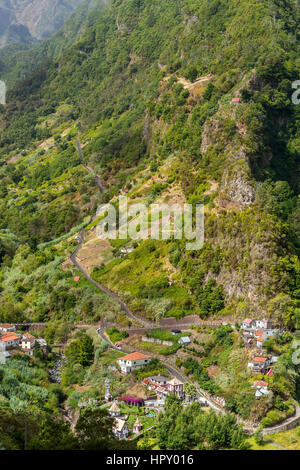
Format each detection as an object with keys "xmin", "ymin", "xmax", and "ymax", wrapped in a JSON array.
[
  {"xmin": 70, "ymin": 229, "xmax": 153, "ymax": 327},
  {"xmin": 71, "ymin": 140, "xmax": 223, "ymax": 413},
  {"xmin": 70, "ymin": 139, "xmax": 300, "ymax": 436}
]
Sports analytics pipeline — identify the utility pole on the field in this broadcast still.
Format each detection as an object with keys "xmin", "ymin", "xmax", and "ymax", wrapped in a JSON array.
[{"xmin": 24, "ymin": 410, "xmax": 28, "ymax": 451}]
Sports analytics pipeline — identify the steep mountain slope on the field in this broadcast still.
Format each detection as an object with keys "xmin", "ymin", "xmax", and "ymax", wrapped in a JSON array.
[
  {"xmin": 0, "ymin": 0, "xmax": 299, "ymax": 329},
  {"xmin": 0, "ymin": 0, "xmax": 85, "ymax": 47},
  {"xmin": 0, "ymin": 0, "xmax": 109, "ymax": 86}
]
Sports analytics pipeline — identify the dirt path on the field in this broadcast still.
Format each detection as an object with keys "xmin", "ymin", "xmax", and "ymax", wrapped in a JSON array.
[
  {"xmin": 264, "ymin": 439, "xmax": 287, "ymax": 450},
  {"xmin": 70, "ymin": 229, "xmax": 152, "ymax": 327},
  {"xmin": 76, "ymin": 139, "xmax": 104, "ymax": 194}
]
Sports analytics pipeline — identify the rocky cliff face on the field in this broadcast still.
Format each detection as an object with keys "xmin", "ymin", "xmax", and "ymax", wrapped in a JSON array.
[{"xmin": 0, "ymin": 0, "xmax": 84, "ymax": 47}]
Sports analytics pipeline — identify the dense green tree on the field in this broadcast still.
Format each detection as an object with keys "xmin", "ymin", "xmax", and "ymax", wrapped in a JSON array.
[{"xmin": 75, "ymin": 407, "xmax": 114, "ymax": 450}]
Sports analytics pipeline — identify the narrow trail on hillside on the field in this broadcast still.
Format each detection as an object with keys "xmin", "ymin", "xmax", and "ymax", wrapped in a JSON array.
[
  {"xmin": 72, "ymin": 140, "xmax": 152, "ymax": 327},
  {"xmin": 264, "ymin": 439, "xmax": 287, "ymax": 450},
  {"xmin": 70, "ymin": 228, "xmax": 152, "ymax": 327},
  {"xmin": 76, "ymin": 139, "xmax": 104, "ymax": 194}
]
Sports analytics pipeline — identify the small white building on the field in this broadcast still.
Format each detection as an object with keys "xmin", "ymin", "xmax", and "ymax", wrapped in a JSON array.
[
  {"xmin": 255, "ymin": 319, "xmax": 273, "ymax": 330},
  {"xmin": 113, "ymin": 418, "xmax": 129, "ymax": 440},
  {"xmin": 21, "ymin": 334, "xmax": 36, "ymax": 355},
  {"xmin": 0, "ymin": 324, "xmax": 16, "ymax": 333},
  {"xmin": 178, "ymin": 336, "xmax": 191, "ymax": 346},
  {"xmin": 117, "ymin": 352, "xmax": 151, "ymax": 374},
  {"xmin": 146, "ymin": 375, "xmax": 169, "ymax": 387},
  {"xmin": 241, "ymin": 319, "xmax": 255, "ymax": 330},
  {"xmin": 255, "ymin": 388, "xmax": 270, "ymax": 399},
  {"xmin": 251, "ymin": 380, "xmax": 269, "ymax": 390},
  {"xmin": 133, "ymin": 416, "xmax": 143, "ymax": 434},
  {"xmin": 109, "ymin": 401, "xmax": 121, "ymax": 417},
  {"xmin": 248, "ymin": 356, "xmax": 271, "ymax": 374},
  {"xmin": 0, "ymin": 333, "xmax": 20, "ymax": 350},
  {"xmin": 214, "ymin": 396, "xmax": 226, "ymax": 407},
  {"xmin": 167, "ymin": 378, "xmax": 185, "ymax": 399},
  {"xmin": 198, "ymin": 397, "xmax": 209, "ymax": 407}
]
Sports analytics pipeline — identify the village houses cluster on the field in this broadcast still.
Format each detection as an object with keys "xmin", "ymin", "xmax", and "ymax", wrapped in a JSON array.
[
  {"xmin": 108, "ymin": 316, "xmax": 283, "ymax": 439},
  {"xmin": 0, "ymin": 324, "xmax": 47, "ymax": 358},
  {"xmin": 240, "ymin": 318, "xmax": 282, "ymax": 398},
  {"xmin": 241, "ymin": 318, "xmax": 280, "ymax": 349},
  {"xmin": 1, "ymin": 317, "xmax": 284, "ymax": 440}
]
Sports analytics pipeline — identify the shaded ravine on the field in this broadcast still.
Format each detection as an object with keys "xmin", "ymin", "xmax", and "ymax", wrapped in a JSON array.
[{"xmin": 49, "ymin": 354, "xmax": 63, "ymax": 384}]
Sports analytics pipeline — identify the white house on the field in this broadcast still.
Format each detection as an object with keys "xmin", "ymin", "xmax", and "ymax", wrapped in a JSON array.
[
  {"xmin": 241, "ymin": 318, "xmax": 255, "ymax": 329},
  {"xmin": 178, "ymin": 336, "xmax": 191, "ymax": 346},
  {"xmin": 0, "ymin": 333, "xmax": 20, "ymax": 350},
  {"xmin": 21, "ymin": 334, "xmax": 36, "ymax": 355},
  {"xmin": 167, "ymin": 378, "xmax": 185, "ymax": 399},
  {"xmin": 109, "ymin": 401, "xmax": 121, "ymax": 417},
  {"xmin": 145, "ymin": 375, "xmax": 169, "ymax": 387},
  {"xmin": 251, "ymin": 380, "xmax": 269, "ymax": 390},
  {"xmin": 0, "ymin": 324, "xmax": 16, "ymax": 333},
  {"xmin": 198, "ymin": 397, "xmax": 209, "ymax": 407},
  {"xmin": 255, "ymin": 319, "xmax": 273, "ymax": 330},
  {"xmin": 117, "ymin": 352, "xmax": 151, "ymax": 374},
  {"xmin": 133, "ymin": 416, "xmax": 143, "ymax": 434},
  {"xmin": 113, "ymin": 418, "xmax": 129, "ymax": 440}
]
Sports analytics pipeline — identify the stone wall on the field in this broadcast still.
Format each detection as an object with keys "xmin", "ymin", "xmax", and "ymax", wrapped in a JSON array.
[
  {"xmin": 262, "ymin": 408, "xmax": 300, "ymax": 435},
  {"xmin": 141, "ymin": 336, "xmax": 173, "ymax": 346}
]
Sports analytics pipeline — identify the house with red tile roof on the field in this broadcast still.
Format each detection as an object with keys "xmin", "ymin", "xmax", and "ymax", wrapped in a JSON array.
[
  {"xmin": 248, "ymin": 356, "xmax": 271, "ymax": 374},
  {"xmin": 117, "ymin": 352, "xmax": 151, "ymax": 374},
  {"xmin": 0, "ymin": 324, "xmax": 16, "ymax": 333},
  {"xmin": 241, "ymin": 318, "xmax": 255, "ymax": 330},
  {"xmin": 252, "ymin": 380, "xmax": 269, "ymax": 388},
  {"xmin": 0, "ymin": 333, "xmax": 20, "ymax": 350},
  {"xmin": 21, "ymin": 334, "xmax": 37, "ymax": 355}
]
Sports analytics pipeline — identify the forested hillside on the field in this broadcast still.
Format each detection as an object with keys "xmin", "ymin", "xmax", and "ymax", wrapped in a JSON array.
[
  {"xmin": 0, "ymin": 0, "xmax": 299, "ymax": 326},
  {"xmin": 0, "ymin": 0, "xmax": 300, "ymax": 449}
]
